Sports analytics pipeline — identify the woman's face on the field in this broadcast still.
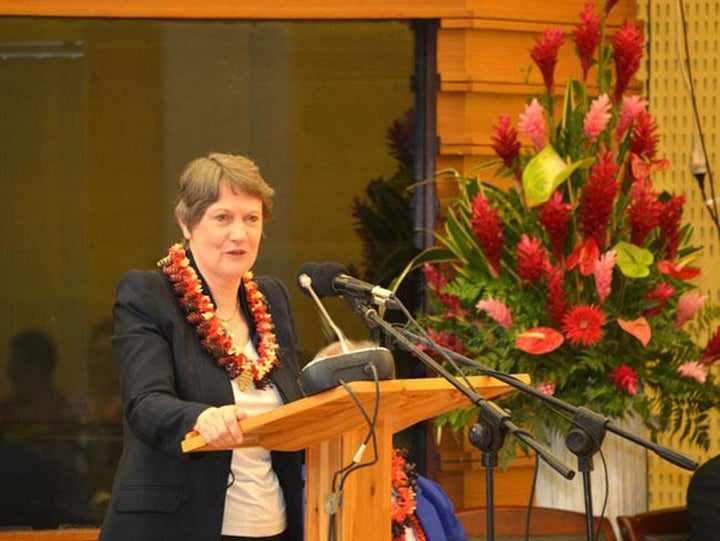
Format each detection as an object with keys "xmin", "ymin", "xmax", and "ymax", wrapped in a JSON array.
[{"xmin": 180, "ymin": 181, "xmax": 263, "ymax": 285}]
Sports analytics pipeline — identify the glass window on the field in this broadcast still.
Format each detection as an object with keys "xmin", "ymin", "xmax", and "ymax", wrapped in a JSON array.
[{"xmin": 0, "ymin": 17, "xmax": 416, "ymax": 528}]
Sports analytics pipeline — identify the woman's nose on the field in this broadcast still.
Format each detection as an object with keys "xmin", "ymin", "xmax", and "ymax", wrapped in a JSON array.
[{"xmin": 229, "ymin": 220, "xmax": 248, "ymax": 241}]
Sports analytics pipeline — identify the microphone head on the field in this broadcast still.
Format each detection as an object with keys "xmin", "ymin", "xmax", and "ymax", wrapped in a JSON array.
[{"xmin": 296, "ymin": 261, "xmax": 348, "ymax": 298}]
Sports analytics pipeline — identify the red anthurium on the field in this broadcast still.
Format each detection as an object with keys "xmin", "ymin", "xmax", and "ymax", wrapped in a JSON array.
[
  {"xmin": 516, "ymin": 327, "xmax": 564, "ymax": 354},
  {"xmin": 657, "ymin": 260, "xmax": 702, "ymax": 280},
  {"xmin": 617, "ymin": 317, "xmax": 651, "ymax": 347},
  {"xmin": 566, "ymin": 237, "xmax": 600, "ymax": 276}
]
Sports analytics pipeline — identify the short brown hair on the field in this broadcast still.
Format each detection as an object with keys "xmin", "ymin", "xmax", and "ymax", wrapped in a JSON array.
[{"xmin": 174, "ymin": 152, "xmax": 275, "ymax": 231}]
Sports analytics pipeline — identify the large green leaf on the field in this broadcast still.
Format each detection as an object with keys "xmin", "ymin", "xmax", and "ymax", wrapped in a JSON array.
[
  {"xmin": 614, "ymin": 241, "xmax": 654, "ymax": 278},
  {"xmin": 522, "ymin": 145, "xmax": 593, "ymax": 207}
]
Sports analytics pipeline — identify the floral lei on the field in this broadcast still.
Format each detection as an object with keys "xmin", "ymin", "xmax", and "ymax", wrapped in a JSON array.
[
  {"xmin": 391, "ymin": 448, "xmax": 426, "ymax": 541},
  {"xmin": 158, "ymin": 243, "xmax": 279, "ymax": 390}
]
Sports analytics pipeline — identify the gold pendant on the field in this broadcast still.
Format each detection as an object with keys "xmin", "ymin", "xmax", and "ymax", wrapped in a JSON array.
[{"xmin": 236, "ymin": 370, "xmax": 253, "ymax": 392}]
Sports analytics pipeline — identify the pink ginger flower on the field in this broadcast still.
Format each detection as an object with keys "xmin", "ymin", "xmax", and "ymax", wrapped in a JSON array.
[
  {"xmin": 616, "ymin": 95, "xmax": 649, "ymax": 137},
  {"xmin": 659, "ymin": 195, "xmax": 686, "ymax": 260},
  {"xmin": 470, "ymin": 194, "xmax": 505, "ymax": 275},
  {"xmin": 583, "ymin": 94, "xmax": 612, "ymax": 143},
  {"xmin": 530, "ymin": 27, "xmax": 565, "ymax": 95},
  {"xmin": 703, "ymin": 327, "xmax": 720, "ymax": 365},
  {"xmin": 630, "ymin": 110, "xmax": 661, "ymax": 160},
  {"xmin": 538, "ymin": 190, "xmax": 572, "ymax": 259},
  {"xmin": 610, "ymin": 364, "xmax": 638, "ymax": 395},
  {"xmin": 612, "ymin": 20, "xmax": 644, "ymax": 103},
  {"xmin": 516, "ymin": 234, "xmax": 550, "ymax": 282},
  {"xmin": 491, "ymin": 114, "xmax": 521, "ymax": 172},
  {"xmin": 537, "ymin": 381, "xmax": 556, "ymax": 396},
  {"xmin": 675, "ymin": 292, "xmax": 708, "ymax": 329},
  {"xmin": 627, "ymin": 179, "xmax": 662, "ymax": 245},
  {"xmin": 573, "ymin": 3, "xmax": 601, "ymax": 82},
  {"xmin": 476, "ymin": 297, "xmax": 514, "ymax": 329},
  {"xmin": 677, "ymin": 361, "xmax": 708, "ymax": 384},
  {"xmin": 546, "ymin": 265, "xmax": 568, "ymax": 326},
  {"xmin": 579, "ymin": 146, "xmax": 620, "ymax": 247},
  {"xmin": 593, "ymin": 249, "xmax": 616, "ymax": 302},
  {"xmin": 644, "ymin": 282, "xmax": 675, "ymax": 317},
  {"xmin": 519, "ymin": 98, "xmax": 547, "ymax": 150}
]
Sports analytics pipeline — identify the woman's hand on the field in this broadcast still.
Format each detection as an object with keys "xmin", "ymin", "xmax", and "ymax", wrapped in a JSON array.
[{"xmin": 193, "ymin": 405, "xmax": 247, "ymax": 448}]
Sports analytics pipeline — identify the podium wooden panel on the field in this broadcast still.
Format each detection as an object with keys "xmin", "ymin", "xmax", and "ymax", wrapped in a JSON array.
[{"xmin": 182, "ymin": 374, "xmax": 528, "ymax": 540}]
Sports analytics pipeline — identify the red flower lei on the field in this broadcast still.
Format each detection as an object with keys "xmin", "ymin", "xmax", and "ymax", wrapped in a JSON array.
[
  {"xmin": 158, "ymin": 243, "xmax": 279, "ymax": 390},
  {"xmin": 391, "ymin": 448, "xmax": 427, "ymax": 541}
]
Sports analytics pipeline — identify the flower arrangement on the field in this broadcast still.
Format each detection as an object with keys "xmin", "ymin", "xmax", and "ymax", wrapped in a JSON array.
[{"xmin": 403, "ymin": 0, "xmax": 720, "ymax": 451}]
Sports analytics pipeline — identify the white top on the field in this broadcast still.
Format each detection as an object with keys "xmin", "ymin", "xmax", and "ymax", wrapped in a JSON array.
[{"xmin": 221, "ymin": 341, "xmax": 286, "ymax": 537}]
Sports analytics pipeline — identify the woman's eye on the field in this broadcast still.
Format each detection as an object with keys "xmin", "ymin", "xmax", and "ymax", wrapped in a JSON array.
[
  {"xmin": 215, "ymin": 214, "xmax": 231, "ymax": 223},
  {"xmin": 246, "ymin": 215, "xmax": 260, "ymax": 224}
]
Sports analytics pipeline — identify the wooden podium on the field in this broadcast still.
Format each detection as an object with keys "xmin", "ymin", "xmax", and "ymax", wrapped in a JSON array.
[{"xmin": 182, "ymin": 374, "xmax": 527, "ymax": 540}]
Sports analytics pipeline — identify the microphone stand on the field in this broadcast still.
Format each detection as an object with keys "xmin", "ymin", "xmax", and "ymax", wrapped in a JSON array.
[
  {"xmin": 400, "ymin": 328, "xmax": 699, "ymax": 541},
  {"xmin": 351, "ymin": 302, "xmax": 575, "ymax": 541}
]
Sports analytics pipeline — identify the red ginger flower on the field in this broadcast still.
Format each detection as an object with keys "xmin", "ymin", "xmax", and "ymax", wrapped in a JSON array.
[
  {"xmin": 659, "ymin": 195, "xmax": 686, "ymax": 260},
  {"xmin": 644, "ymin": 282, "xmax": 675, "ymax": 317},
  {"xmin": 612, "ymin": 20, "xmax": 644, "ymax": 103},
  {"xmin": 531, "ymin": 28, "xmax": 565, "ymax": 95},
  {"xmin": 546, "ymin": 265, "xmax": 568, "ymax": 325},
  {"xmin": 573, "ymin": 2, "xmax": 601, "ymax": 82},
  {"xmin": 516, "ymin": 234, "xmax": 550, "ymax": 282},
  {"xmin": 579, "ymin": 146, "xmax": 620, "ymax": 248},
  {"xmin": 627, "ymin": 178, "xmax": 662, "ymax": 245},
  {"xmin": 422, "ymin": 263, "xmax": 464, "ymax": 317},
  {"xmin": 703, "ymin": 327, "xmax": 720, "ymax": 365},
  {"xmin": 471, "ymin": 194, "xmax": 505, "ymax": 275},
  {"xmin": 492, "ymin": 114, "xmax": 521, "ymax": 172},
  {"xmin": 562, "ymin": 304, "xmax": 606, "ymax": 346},
  {"xmin": 539, "ymin": 190, "xmax": 572, "ymax": 259},
  {"xmin": 610, "ymin": 364, "xmax": 638, "ymax": 395},
  {"xmin": 630, "ymin": 111, "xmax": 661, "ymax": 160}
]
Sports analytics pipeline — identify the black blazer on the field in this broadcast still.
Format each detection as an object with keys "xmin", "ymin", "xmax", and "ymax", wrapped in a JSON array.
[{"xmin": 100, "ymin": 269, "xmax": 304, "ymax": 541}]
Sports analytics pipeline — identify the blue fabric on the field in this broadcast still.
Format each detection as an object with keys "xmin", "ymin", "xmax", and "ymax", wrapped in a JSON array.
[{"xmin": 414, "ymin": 475, "xmax": 467, "ymax": 541}]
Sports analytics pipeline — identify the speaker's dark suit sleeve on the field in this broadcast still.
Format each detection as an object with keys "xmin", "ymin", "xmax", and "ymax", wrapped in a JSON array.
[{"xmin": 102, "ymin": 269, "xmax": 304, "ymax": 541}]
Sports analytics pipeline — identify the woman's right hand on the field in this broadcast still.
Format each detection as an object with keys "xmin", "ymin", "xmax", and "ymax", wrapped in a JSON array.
[{"xmin": 193, "ymin": 405, "xmax": 247, "ymax": 448}]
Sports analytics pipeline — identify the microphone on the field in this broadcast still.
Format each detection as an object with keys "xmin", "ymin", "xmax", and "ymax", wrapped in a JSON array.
[
  {"xmin": 297, "ymin": 270, "xmax": 351, "ymax": 353},
  {"xmin": 296, "ymin": 263, "xmax": 395, "ymax": 396},
  {"xmin": 296, "ymin": 262, "xmax": 400, "ymax": 309}
]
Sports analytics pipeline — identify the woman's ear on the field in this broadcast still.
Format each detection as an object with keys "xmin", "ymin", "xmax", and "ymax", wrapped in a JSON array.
[{"xmin": 176, "ymin": 214, "xmax": 191, "ymax": 241}]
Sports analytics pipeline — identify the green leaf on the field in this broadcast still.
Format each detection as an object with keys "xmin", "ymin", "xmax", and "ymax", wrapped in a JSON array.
[
  {"xmin": 390, "ymin": 246, "xmax": 455, "ymax": 294},
  {"xmin": 522, "ymin": 145, "xmax": 593, "ymax": 207},
  {"xmin": 614, "ymin": 241, "xmax": 654, "ymax": 278}
]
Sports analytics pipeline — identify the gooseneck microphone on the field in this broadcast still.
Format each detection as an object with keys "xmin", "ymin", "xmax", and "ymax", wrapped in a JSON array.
[
  {"xmin": 295, "ymin": 262, "xmax": 395, "ymax": 396},
  {"xmin": 296, "ymin": 262, "xmax": 399, "ymax": 308}
]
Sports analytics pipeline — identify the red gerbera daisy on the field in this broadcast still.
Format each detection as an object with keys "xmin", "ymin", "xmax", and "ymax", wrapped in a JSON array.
[{"xmin": 562, "ymin": 304, "xmax": 606, "ymax": 346}]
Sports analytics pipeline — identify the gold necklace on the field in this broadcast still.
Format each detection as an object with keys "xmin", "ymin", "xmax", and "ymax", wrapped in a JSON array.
[{"xmin": 215, "ymin": 301, "xmax": 239, "ymax": 323}]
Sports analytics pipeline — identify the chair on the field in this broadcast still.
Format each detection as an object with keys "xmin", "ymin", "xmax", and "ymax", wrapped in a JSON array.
[
  {"xmin": 616, "ymin": 507, "xmax": 689, "ymax": 541},
  {"xmin": 456, "ymin": 505, "xmax": 617, "ymax": 540}
]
